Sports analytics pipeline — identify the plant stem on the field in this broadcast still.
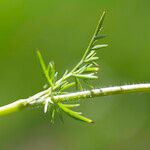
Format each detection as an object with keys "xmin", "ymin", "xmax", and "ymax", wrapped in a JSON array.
[
  {"xmin": 54, "ymin": 83, "xmax": 150, "ymax": 102},
  {"xmin": 71, "ymin": 11, "xmax": 106, "ymax": 73},
  {"xmin": 0, "ymin": 83, "xmax": 150, "ymax": 116},
  {"xmin": 0, "ymin": 99, "xmax": 27, "ymax": 116}
]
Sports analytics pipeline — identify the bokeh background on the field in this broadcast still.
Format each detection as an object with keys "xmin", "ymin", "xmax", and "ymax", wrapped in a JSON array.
[{"xmin": 0, "ymin": 0, "xmax": 150, "ymax": 150}]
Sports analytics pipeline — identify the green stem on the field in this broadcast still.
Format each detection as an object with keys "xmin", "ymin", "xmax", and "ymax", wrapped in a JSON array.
[
  {"xmin": 0, "ymin": 99, "xmax": 27, "ymax": 116},
  {"xmin": 54, "ymin": 83, "xmax": 150, "ymax": 102},
  {"xmin": 0, "ymin": 83, "xmax": 150, "ymax": 116},
  {"xmin": 71, "ymin": 11, "xmax": 106, "ymax": 73}
]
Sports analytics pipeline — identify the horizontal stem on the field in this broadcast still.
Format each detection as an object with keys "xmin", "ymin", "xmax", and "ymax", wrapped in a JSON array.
[
  {"xmin": 0, "ymin": 83, "xmax": 150, "ymax": 116},
  {"xmin": 54, "ymin": 83, "xmax": 150, "ymax": 102},
  {"xmin": 0, "ymin": 99, "xmax": 27, "ymax": 116}
]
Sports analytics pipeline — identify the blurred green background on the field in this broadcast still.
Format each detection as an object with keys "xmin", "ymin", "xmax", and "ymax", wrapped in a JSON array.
[{"xmin": 0, "ymin": 0, "xmax": 150, "ymax": 150}]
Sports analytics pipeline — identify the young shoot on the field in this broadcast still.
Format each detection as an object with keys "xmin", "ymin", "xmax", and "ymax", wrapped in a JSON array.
[
  {"xmin": 0, "ymin": 11, "xmax": 149, "ymax": 124},
  {"xmin": 36, "ymin": 11, "xmax": 107, "ymax": 123}
]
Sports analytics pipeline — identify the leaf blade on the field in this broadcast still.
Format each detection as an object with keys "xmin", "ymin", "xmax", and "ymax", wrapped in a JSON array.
[
  {"xmin": 58, "ymin": 103, "xmax": 93, "ymax": 123},
  {"xmin": 92, "ymin": 44, "xmax": 108, "ymax": 50},
  {"xmin": 37, "ymin": 51, "xmax": 54, "ymax": 87}
]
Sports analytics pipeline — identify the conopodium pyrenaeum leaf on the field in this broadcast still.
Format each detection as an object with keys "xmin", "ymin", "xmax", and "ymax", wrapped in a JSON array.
[
  {"xmin": 37, "ymin": 51, "xmax": 53, "ymax": 87},
  {"xmin": 92, "ymin": 44, "xmax": 108, "ymax": 50},
  {"xmin": 58, "ymin": 103, "xmax": 93, "ymax": 123}
]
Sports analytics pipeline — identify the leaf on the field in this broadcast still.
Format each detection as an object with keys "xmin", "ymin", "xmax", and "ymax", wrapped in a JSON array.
[
  {"xmin": 74, "ymin": 74, "xmax": 98, "ymax": 79},
  {"xmin": 56, "ymin": 80, "xmax": 68, "ymax": 89},
  {"xmin": 92, "ymin": 61, "xmax": 99, "ymax": 67},
  {"xmin": 84, "ymin": 67, "xmax": 99, "ymax": 72},
  {"xmin": 94, "ymin": 34, "xmax": 107, "ymax": 40},
  {"xmin": 75, "ymin": 65, "xmax": 87, "ymax": 74},
  {"xmin": 58, "ymin": 103, "xmax": 93, "ymax": 123},
  {"xmin": 50, "ymin": 109, "xmax": 56, "ymax": 124},
  {"xmin": 97, "ymin": 11, "xmax": 106, "ymax": 32},
  {"xmin": 37, "ymin": 51, "xmax": 47, "ymax": 73},
  {"xmin": 86, "ymin": 50, "xmax": 96, "ymax": 59},
  {"xmin": 62, "ymin": 70, "xmax": 68, "ymax": 78},
  {"xmin": 75, "ymin": 77, "xmax": 83, "ymax": 90},
  {"xmin": 37, "ymin": 51, "xmax": 53, "ymax": 87},
  {"xmin": 92, "ymin": 44, "xmax": 108, "ymax": 50},
  {"xmin": 84, "ymin": 57, "xmax": 99, "ymax": 63},
  {"xmin": 49, "ymin": 61, "xmax": 55, "ymax": 83},
  {"xmin": 37, "ymin": 51, "xmax": 47, "ymax": 74},
  {"xmin": 54, "ymin": 72, "xmax": 58, "ymax": 81},
  {"xmin": 60, "ymin": 82, "xmax": 75, "ymax": 92},
  {"xmin": 43, "ymin": 83, "xmax": 48, "ymax": 89},
  {"xmin": 44, "ymin": 98, "xmax": 49, "ymax": 113}
]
